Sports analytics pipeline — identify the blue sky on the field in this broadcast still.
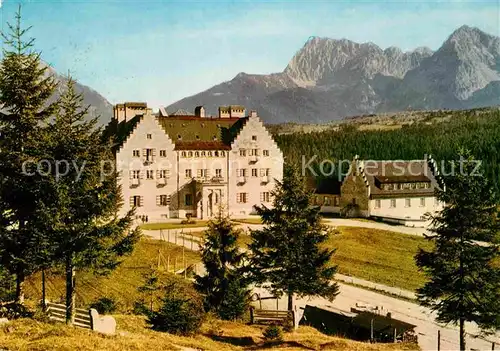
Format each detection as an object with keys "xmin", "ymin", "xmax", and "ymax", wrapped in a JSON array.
[{"xmin": 0, "ymin": 0, "xmax": 499, "ymax": 109}]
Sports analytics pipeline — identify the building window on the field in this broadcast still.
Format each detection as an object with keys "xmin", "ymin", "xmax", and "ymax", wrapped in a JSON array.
[
  {"xmin": 157, "ymin": 195, "xmax": 170, "ymax": 206},
  {"xmin": 324, "ymin": 197, "xmax": 331, "ymax": 206},
  {"xmin": 334, "ymin": 197, "xmax": 339, "ymax": 206},
  {"xmin": 214, "ymin": 151, "xmax": 219, "ymax": 157},
  {"xmin": 260, "ymin": 168, "xmax": 270, "ymax": 176},
  {"xmin": 215, "ymin": 169, "xmax": 222, "ymax": 178},
  {"xmin": 405, "ymin": 198, "xmax": 411, "ymax": 207},
  {"xmin": 195, "ymin": 151, "xmax": 199, "ymax": 157},
  {"xmin": 201, "ymin": 151, "xmax": 206, "ymax": 157},
  {"xmin": 188, "ymin": 151, "xmax": 193, "ymax": 157},
  {"xmin": 411, "ymin": 183, "xmax": 416, "ymax": 189},
  {"xmin": 420, "ymin": 198, "xmax": 425, "ymax": 207},
  {"xmin": 260, "ymin": 192, "xmax": 271, "ymax": 202},
  {"xmin": 236, "ymin": 193, "xmax": 248, "ymax": 203},
  {"xmin": 147, "ymin": 134, "xmax": 152, "ymax": 139},
  {"xmin": 207, "ymin": 151, "xmax": 212, "ymax": 157},
  {"xmin": 181, "ymin": 151, "xmax": 187, "ymax": 157},
  {"xmin": 185, "ymin": 169, "xmax": 192, "ymax": 178},
  {"xmin": 158, "ymin": 169, "xmax": 169, "ymax": 179},
  {"xmin": 130, "ymin": 170, "xmax": 141, "ymax": 179},
  {"xmin": 252, "ymin": 169, "xmax": 258, "ymax": 177},
  {"xmin": 240, "ymin": 149, "xmax": 246, "ymax": 157},
  {"xmin": 144, "ymin": 148, "xmax": 154, "ymax": 162},
  {"xmin": 236, "ymin": 169, "xmax": 247, "ymax": 177},
  {"xmin": 130, "ymin": 196, "xmax": 142, "ymax": 207},
  {"xmin": 263, "ymin": 150, "xmax": 269, "ymax": 157},
  {"xmin": 390, "ymin": 199, "xmax": 396, "ymax": 208},
  {"xmin": 133, "ymin": 149, "xmax": 140, "ymax": 157},
  {"xmin": 220, "ymin": 151, "xmax": 225, "ymax": 157},
  {"xmin": 250, "ymin": 149, "xmax": 259, "ymax": 156},
  {"xmin": 375, "ymin": 199, "xmax": 381, "ymax": 208},
  {"xmin": 197, "ymin": 169, "xmax": 209, "ymax": 178},
  {"xmin": 146, "ymin": 170, "xmax": 154, "ymax": 179},
  {"xmin": 185, "ymin": 194, "xmax": 193, "ymax": 206},
  {"xmin": 159, "ymin": 149, "xmax": 167, "ymax": 157},
  {"xmin": 252, "ymin": 135, "xmax": 257, "ymax": 141}
]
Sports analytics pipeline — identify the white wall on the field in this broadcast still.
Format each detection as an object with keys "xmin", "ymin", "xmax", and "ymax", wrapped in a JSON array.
[
  {"xmin": 116, "ymin": 112, "xmax": 177, "ymax": 222},
  {"xmin": 369, "ymin": 196, "xmax": 443, "ymax": 221},
  {"xmin": 228, "ymin": 115, "xmax": 284, "ymax": 217}
]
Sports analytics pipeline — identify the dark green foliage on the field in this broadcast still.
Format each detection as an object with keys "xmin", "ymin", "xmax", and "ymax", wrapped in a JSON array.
[
  {"xmin": 263, "ymin": 324, "xmax": 284, "ymax": 343},
  {"xmin": 415, "ymin": 150, "xmax": 500, "ymax": 350},
  {"xmin": 0, "ymin": 6, "xmax": 58, "ymax": 303},
  {"xmin": 275, "ymin": 109, "xmax": 500, "ymax": 190},
  {"xmin": 249, "ymin": 164, "xmax": 338, "ymax": 310},
  {"xmin": 0, "ymin": 267, "xmax": 15, "ymax": 302},
  {"xmin": 135, "ymin": 269, "xmax": 162, "ymax": 315},
  {"xmin": 89, "ymin": 296, "xmax": 118, "ymax": 314},
  {"xmin": 0, "ymin": 302, "xmax": 33, "ymax": 319},
  {"xmin": 148, "ymin": 282, "xmax": 205, "ymax": 335},
  {"xmin": 194, "ymin": 214, "xmax": 250, "ymax": 320}
]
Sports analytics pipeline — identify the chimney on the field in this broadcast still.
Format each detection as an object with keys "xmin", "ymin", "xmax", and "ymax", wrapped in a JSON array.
[
  {"xmin": 249, "ymin": 110, "xmax": 257, "ymax": 118},
  {"xmin": 114, "ymin": 103, "xmax": 125, "ymax": 123},
  {"xmin": 195, "ymin": 106, "xmax": 206, "ymax": 118}
]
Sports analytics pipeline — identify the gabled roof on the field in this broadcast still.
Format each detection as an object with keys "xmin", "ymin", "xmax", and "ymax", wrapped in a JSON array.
[
  {"xmin": 103, "ymin": 114, "xmax": 143, "ymax": 152},
  {"xmin": 359, "ymin": 160, "xmax": 439, "ymax": 198}
]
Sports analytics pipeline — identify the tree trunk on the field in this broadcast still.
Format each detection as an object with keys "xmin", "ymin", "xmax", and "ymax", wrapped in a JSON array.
[
  {"xmin": 459, "ymin": 318, "xmax": 466, "ymax": 351},
  {"xmin": 15, "ymin": 266, "xmax": 25, "ymax": 304},
  {"xmin": 65, "ymin": 257, "xmax": 76, "ymax": 324},
  {"xmin": 41, "ymin": 269, "xmax": 46, "ymax": 311},
  {"xmin": 287, "ymin": 290, "xmax": 293, "ymax": 311}
]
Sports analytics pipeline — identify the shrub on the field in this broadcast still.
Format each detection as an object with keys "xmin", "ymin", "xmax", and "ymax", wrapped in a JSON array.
[
  {"xmin": 89, "ymin": 296, "xmax": 117, "ymax": 314},
  {"xmin": 263, "ymin": 324, "xmax": 283, "ymax": 343},
  {"xmin": 148, "ymin": 282, "xmax": 205, "ymax": 335},
  {"xmin": 0, "ymin": 302, "xmax": 33, "ymax": 320}
]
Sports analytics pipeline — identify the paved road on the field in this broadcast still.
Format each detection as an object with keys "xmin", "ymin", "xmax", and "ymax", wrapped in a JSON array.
[{"xmin": 253, "ymin": 284, "xmax": 500, "ymax": 351}]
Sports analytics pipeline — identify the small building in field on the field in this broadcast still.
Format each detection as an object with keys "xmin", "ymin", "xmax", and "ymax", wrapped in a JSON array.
[{"xmin": 338, "ymin": 156, "xmax": 444, "ymax": 227}]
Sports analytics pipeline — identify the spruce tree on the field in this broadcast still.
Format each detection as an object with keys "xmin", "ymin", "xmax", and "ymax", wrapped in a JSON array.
[
  {"xmin": 44, "ymin": 77, "xmax": 140, "ymax": 323},
  {"xmin": 194, "ymin": 212, "xmax": 250, "ymax": 320},
  {"xmin": 415, "ymin": 151, "xmax": 500, "ymax": 351},
  {"xmin": 0, "ymin": 7, "xmax": 58, "ymax": 303},
  {"xmin": 249, "ymin": 164, "xmax": 338, "ymax": 311}
]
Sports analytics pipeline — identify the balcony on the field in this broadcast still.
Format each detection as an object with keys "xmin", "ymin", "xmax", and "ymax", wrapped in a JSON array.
[
  {"xmin": 238, "ymin": 176, "xmax": 247, "ymax": 184},
  {"xmin": 143, "ymin": 157, "xmax": 154, "ymax": 165},
  {"xmin": 196, "ymin": 176, "xmax": 225, "ymax": 184},
  {"xmin": 131, "ymin": 178, "xmax": 140, "ymax": 187},
  {"xmin": 249, "ymin": 155, "xmax": 259, "ymax": 163},
  {"xmin": 156, "ymin": 177, "xmax": 166, "ymax": 186},
  {"xmin": 260, "ymin": 175, "xmax": 270, "ymax": 183}
]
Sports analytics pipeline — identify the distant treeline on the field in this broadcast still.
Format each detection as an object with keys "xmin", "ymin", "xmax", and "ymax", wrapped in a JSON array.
[{"xmin": 274, "ymin": 108, "xmax": 500, "ymax": 190}]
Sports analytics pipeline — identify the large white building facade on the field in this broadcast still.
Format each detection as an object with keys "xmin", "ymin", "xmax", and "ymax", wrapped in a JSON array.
[{"xmin": 107, "ymin": 103, "xmax": 283, "ymax": 221}]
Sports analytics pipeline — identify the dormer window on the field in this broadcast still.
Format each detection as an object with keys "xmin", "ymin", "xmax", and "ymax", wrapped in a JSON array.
[
  {"xmin": 177, "ymin": 134, "xmax": 182, "ymax": 140},
  {"xmin": 195, "ymin": 151, "xmax": 199, "ymax": 157},
  {"xmin": 196, "ymin": 135, "xmax": 200, "ymax": 140},
  {"xmin": 213, "ymin": 135, "xmax": 217, "ymax": 141}
]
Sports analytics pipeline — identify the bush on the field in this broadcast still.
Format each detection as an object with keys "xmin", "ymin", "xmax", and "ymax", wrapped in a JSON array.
[
  {"xmin": 216, "ymin": 277, "xmax": 250, "ymax": 321},
  {"xmin": 89, "ymin": 296, "xmax": 117, "ymax": 314},
  {"xmin": 263, "ymin": 324, "xmax": 283, "ymax": 343},
  {"xmin": 0, "ymin": 302, "xmax": 33, "ymax": 320},
  {"xmin": 148, "ymin": 282, "xmax": 205, "ymax": 335}
]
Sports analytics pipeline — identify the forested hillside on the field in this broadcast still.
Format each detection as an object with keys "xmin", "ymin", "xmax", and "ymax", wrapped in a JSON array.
[{"xmin": 275, "ymin": 108, "xmax": 500, "ymax": 190}]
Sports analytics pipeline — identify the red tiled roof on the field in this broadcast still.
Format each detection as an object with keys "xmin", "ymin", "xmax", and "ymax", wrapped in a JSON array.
[
  {"xmin": 160, "ymin": 115, "xmax": 242, "ymax": 121},
  {"xmin": 374, "ymin": 175, "xmax": 431, "ymax": 183},
  {"xmin": 174, "ymin": 141, "xmax": 231, "ymax": 150}
]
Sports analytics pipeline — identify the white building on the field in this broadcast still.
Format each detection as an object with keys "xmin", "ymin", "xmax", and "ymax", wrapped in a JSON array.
[
  {"xmin": 107, "ymin": 102, "xmax": 283, "ymax": 221},
  {"xmin": 314, "ymin": 156, "xmax": 444, "ymax": 227}
]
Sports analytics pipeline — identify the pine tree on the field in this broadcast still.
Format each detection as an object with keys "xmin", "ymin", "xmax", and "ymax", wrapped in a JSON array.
[
  {"xmin": 415, "ymin": 150, "xmax": 500, "ymax": 351},
  {"xmin": 249, "ymin": 164, "xmax": 338, "ymax": 311},
  {"xmin": 194, "ymin": 212, "xmax": 250, "ymax": 320},
  {"xmin": 0, "ymin": 6, "xmax": 58, "ymax": 303},
  {"xmin": 44, "ymin": 77, "xmax": 140, "ymax": 323}
]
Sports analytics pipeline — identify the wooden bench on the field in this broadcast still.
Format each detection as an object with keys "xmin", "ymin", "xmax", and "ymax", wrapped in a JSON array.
[
  {"xmin": 249, "ymin": 307, "xmax": 294, "ymax": 326},
  {"xmin": 46, "ymin": 302, "xmax": 92, "ymax": 329}
]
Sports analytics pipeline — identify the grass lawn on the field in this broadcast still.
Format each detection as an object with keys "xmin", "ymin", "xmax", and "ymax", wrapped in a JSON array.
[
  {"xmin": 0, "ymin": 315, "xmax": 419, "ymax": 351},
  {"xmin": 232, "ymin": 218, "xmax": 263, "ymax": 225},
  {"xmin": 139, "ymin": 220, "xmax": 210, "ymax": 230},
  {"xmin": 25, "ymin": 239, "xmax": 200, "ymax": 312},
  {"xmin": 326, "ymin": 227, "xmax": 433, "ymax": 292}
]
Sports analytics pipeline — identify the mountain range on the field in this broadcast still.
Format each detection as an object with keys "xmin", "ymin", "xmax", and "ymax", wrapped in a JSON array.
[{"xmin": 166, "ymin": 25, "xmax": 500, "ymax": 123}]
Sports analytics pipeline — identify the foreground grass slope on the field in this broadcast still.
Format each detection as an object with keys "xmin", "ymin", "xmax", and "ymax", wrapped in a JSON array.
[
  {"xmin": 25, "ymin": 239, "xmax": 200, "ymax": 312},
  {"xmin": 326, "ymin": 227, "xmax": 433, "ymax": 291},
  {"xmin": 0, "ymin": 315, "xmax": 420, "ymax": 351}
]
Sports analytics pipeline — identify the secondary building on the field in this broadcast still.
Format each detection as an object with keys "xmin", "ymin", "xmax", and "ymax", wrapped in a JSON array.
[
  {"xmin": 313, "ymin": 155, "xmax": 444, "ymax": 227},
  {"xmin": 106, "ymin": 103, "xmax": 283, "ymax": 221}
]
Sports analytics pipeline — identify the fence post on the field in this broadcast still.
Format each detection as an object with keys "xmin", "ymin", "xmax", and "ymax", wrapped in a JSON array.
[
  {"xmin": 492, "ymin": 341, "xmax": 495, "ymax": 351},
  {"xmin": 437, "ymin": 330, "xmax": 441, "ymax": 351}
]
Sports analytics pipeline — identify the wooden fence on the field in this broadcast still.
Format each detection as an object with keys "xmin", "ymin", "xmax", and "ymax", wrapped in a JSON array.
[{"xmin": 46, "ymin": 302, "xmax": 92, "ymax": 329}]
